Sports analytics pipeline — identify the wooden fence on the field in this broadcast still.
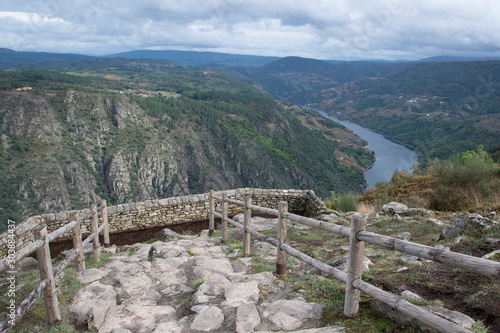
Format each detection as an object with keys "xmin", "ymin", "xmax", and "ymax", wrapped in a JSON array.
[
  {"xmin": 209, "ymin": 191, "xmax": 500, "ymax": 333},
  {"xmin": 0, "ymin": 200, "xmax": 110, "ymax": 333}
]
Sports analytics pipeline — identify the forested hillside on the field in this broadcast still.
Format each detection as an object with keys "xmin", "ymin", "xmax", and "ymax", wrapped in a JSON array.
[
  {"xmin": 239, "ymin": 58, "xmax": 500, "ymax": 161},
  {"xmin": 0, "ymin": 62, "xmax": 373, "ymax": 231}
]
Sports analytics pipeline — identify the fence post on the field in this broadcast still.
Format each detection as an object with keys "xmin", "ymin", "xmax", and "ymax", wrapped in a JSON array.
[
  {"xmin": 221, "ymin": 192, "xmax": 228, "ymax": 243},
  {"xmin": 209, "ymin": 190, "xmax": 215, "ymax": 236},
  {"xmin": 243, "ymin": 196, "xmax": 252, "ymax": 256},
  {"xmin": 276, "ymin": 201, "xmax": 288, "ymax": 276},
  {"xmin": 34, "ymin": 225, "xmax": 61, "ymax": 324},
  {"xmin": 90, "ymin": 204, "xmax": 100, "ymax": 263},
  {"xmin": 70, "ymin": 212, "xmax": 86, "ymax": 272},
  {"xmin": 344, "ymin": 213, "xmax": 366, "ymax": 318},
  {"xmin": 101, "ymin": 199, "xmax": 110, "ymax": 248}
]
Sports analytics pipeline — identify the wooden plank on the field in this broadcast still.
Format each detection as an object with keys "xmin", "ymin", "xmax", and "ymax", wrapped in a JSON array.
[
  {"xmin": 53, "ymin": 249, "xmax": 78, "ymax": 277},
  {"xmin": 249, "ymin": 204, "xmax": 279, "ymax": 216},
  {"xmin": 209, "ymin": 190, "xmax": 215, "ymax": 236},
  {"xmin": 282, "ymin": 212, "xmax": 350, "ymax": 237},
  {"xmin": 101, "ymin": 199, "xmax": 110, "ymax": 247},
  {"xmin": 357, "ymin": 231, "xmax": 500, "ymax": 279},
  {"xmin": 353, "ymin": 279, "xmax": 473, "ymax": 333},
  {"xmin": 221, "ymin": 192, "xmax": 228, "ymax": 243},
  {"xmin": 280, "ymin": 243, "xmax": 348, "ymax": 283},
  {"xmin": 224, "ymin": 217, "xmax": 243, "ymax": 229},
  {"xmin": 212, "ymin": 195, "xmax": 222, "ymax": 201},
  {"xmin": 213, "ymin": 211, "xmax": 223, "ymax": 219},
  {"xmin": 243, "ymin": 196, "xmax": 252, "ymax": 256},
  {"xmin": 0, "ymin": 279, "xmax": 48, "ymax": 332},
  {"xmin": 225, "ymin": 197, "xmax": 244, "ymax": 207},
  {"xmin": 276, "ymin": 202, "xmax": 288, "ymax": 276},
  {"xmin": 48, "ymin": 220, "xmax": 78, "ymax": 242},
  {"xmin": 246, "ymin": 228, "xmax": 279, "ymax": 247},
  {"xmin": 70, "ymin": 212, "xmax": 85, "ymax": 272},
  {"xmin": 90, "ymin": 205, "xmax": 100, "ymax": 263},
  {"xmin": 344, "ymin": 213, "xmax": 366, "ymax": 318},
  {"xmin": 0, "ymin": 240, "xmax": 44, "ymax": 273},
  {"xmin": 34, "ymin": 226, "xmax": 61, "ymax": 324}
]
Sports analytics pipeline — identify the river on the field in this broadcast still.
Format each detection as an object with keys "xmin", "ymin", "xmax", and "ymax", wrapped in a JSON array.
[{"xmin": 311, "ymin": 109, "xmax": 418, "ymax": 189}]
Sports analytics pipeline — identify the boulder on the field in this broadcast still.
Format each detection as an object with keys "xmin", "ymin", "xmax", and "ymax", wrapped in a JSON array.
[
  {"xmin": 157, "ymin": 228, "xmax": 180, "ymax": 241},
  {"xmin": 382, "ymin": 202, "xmax": 409, "ymax": 215},
  {"xmin": 14, "ymin": 257, "xmax": 38, "ymax": 272},
  {"xmin": 69, "ymin": 281, "xmax": 117, "ymax": 330},
  {"xmin": 329, "ymin": 255, "xmax": 372, "ymax": 272},
  {"xmin": 442, "ymin": 213, "xmax": 499, "ymax": 238}
]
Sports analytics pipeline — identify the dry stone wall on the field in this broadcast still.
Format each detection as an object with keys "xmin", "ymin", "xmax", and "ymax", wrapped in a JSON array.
[{"xmin": 0, "ymin": 188, "xmax": 327, "ymax": 258}]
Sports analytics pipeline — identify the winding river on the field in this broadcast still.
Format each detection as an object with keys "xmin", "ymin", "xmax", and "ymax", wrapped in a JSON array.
[{"xmin": 312, "ymin": 109, "xmax": 418, "ymax": 189}]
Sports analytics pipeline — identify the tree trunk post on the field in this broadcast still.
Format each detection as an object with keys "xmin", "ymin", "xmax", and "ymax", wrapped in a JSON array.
[
  {"xmin": 344, "ymin": 213, "xmax": 366, "ymax": 318},
  {"xmin": 90, "ymin": 204, "xmax": 100, "ymax": 263},
  {"xmin": 34, "ymin": 225, "xmax": 61, "ymax": 324},
  {"xmin": 209, "ymin": 190, "xmax": 215, "ymax": 236},
  {"xmin": 101, "ymin": 199, "xmax": 110, "ymax": 248},
  {"xmin": 243, "ymin": 196, "xmax": 252, "ymax": 256},
  {"xmin": 276, "ymin": 201, "xmax": 288, "ymax": 276},
  {"xmin": 70, "ymin": 212, "xmax": 85, "ymax": 272},
  {"xmin": 221, "ymin": 192, "xmax": 228, "ymax": 243}
]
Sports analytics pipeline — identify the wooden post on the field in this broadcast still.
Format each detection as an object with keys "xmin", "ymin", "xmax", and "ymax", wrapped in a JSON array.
[
  {"xmin": 90, "ymin": 205, "xmax": 100, "ymax": 263},
  {"xmin": 276, "ymin": 201, "xmax": 288, "ymax": 276},
  {"xmin": 209, "ymin": 190, "xmax": 215, "ymax": 236},
  {"xmin": 70, "ymin": 212, "xmax": 85, "ymax": 272},
  {"xmin": 34, "ymin": 225, "xmax": 61, "ymax": 324},
  {"xmin": 243, "ymin": 196, "xmax": 252, "ymax": 256},
  {"xmin": 221, "ymin": 192, "xmax": 228, "ymax": 243},
  {"xmin": 101, "ymin": 199, "xmax": 110, "ymax": 248},
  {"xmin": 344, "ymin": 213, "xmax": 366, "ymax": 318}
]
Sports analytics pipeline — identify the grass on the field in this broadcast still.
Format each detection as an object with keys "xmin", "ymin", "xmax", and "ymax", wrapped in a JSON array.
[{"xmin": 0, "ymin": 252, "xmax": 110, "ymax": 332}]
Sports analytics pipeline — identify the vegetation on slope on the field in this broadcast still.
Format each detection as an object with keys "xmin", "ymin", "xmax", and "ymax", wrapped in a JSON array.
[{"xmin": 0, "ymin": 62, "xmax": 372, "ymax": 231}]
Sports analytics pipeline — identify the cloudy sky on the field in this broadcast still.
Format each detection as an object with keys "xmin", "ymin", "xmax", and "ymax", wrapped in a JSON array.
[{"xmin": 0, "ymin": 0, "xmax": 499, "ymax": 61}]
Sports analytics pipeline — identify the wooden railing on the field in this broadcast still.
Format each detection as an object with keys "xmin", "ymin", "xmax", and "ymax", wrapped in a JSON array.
[
  {"xmin": 0, "ymin": 200, "xmax": 110, "ymax": 333},
  {"xmin": 209, "ymin": 191, "xmax": 500, "ymax": 333}
]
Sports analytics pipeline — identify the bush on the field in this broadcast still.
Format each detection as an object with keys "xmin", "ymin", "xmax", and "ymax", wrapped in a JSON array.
[
  {"xmin": 429, "ymin": 146, "xmax": 500, "ymax": 211},
  {"xmin": 326, "ymin": 192, "xmax": 359, "ymax": 212}
]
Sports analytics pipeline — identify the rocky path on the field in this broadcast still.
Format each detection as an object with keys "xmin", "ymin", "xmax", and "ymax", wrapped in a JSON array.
[{"xmin": 69, "ymin": 229, "xmax": 345, "ymax": 333}]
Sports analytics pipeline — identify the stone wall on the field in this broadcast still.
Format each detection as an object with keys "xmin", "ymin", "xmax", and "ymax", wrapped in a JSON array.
[{"xmin": 0, "ymin": 188, "xmax": 327, "ymax": 259}]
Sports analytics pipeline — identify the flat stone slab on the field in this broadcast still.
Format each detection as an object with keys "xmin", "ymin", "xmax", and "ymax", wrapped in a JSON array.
[
  {"xmin": 263, "ymin": 299, "xmax": 324, "ymax": 331},
  {"xmin": 77, "ymin": 267, "xmax": 110, "ymax": 284},
  {"xmin": 190, "ymin": 306, "xmax": 224, "ymax": 332},
  {"xmin": 223, "ymin": 281, "xmax": 260, "ymax": 307},
  {"xmin": 236, "ymin": 303, "xmax": 261, "ymax": 333}
]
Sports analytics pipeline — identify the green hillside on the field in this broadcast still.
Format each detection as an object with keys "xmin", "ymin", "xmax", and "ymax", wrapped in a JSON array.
[{"xmin": 0, "ymin": 62, "xmax": 372, "ymax": 231}]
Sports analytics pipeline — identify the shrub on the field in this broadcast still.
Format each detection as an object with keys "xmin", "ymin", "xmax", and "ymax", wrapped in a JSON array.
[
  {"xmin": 326, "ymin": 192, "xmax": 359, "ymax": 212},
  {"xmin": 429, "ymin": 146, "xmax": 500, "ymax": 211}
]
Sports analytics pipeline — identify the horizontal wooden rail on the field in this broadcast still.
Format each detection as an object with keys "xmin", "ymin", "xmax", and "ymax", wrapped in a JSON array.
[
  {"xmin": 282, "ymin": 212, "xmax": 351, "ymax": 237},
  {"xmin": 1, "ymin": 200, "xmax": 110, "ymax": 332},
  {"xmin": 209, "ymin": 192, "xmax": 481, "ymax": 333},
  {"xmin": 0, "ymin": 279, "xmax": 49, "ymax": 332},
  {"xmin": 0, "ymin": 240, "xmax": 44, "ymax": 273},
  {"xmin": 353, "ymin": 279, "xmax": 472, "ymax": 333},
  {"xmin": 224, "ymin": 198, "xmax": 244, "ymax": 206},
  {"xmin": 357, "ymin": 231, "xmax": 500, "ymax": 279},
  {"xmin": 248, "ymin": 204, "xmax": 278, "ymax": 216}
]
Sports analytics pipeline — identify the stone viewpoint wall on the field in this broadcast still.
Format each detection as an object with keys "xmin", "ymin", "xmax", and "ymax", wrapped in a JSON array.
[{"xmin": 0, "ymin": 188, "xmax": 327, "ymax": 258}]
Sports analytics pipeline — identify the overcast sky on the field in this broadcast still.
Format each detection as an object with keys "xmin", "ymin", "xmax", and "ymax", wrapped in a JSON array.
[{"xmin": 0, "ymin": 0, "xmax": 499, "ymax": 61}]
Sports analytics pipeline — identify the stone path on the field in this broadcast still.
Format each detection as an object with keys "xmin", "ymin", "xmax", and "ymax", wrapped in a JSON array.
[{"xmin": 69, "ymin": 229, "xmax": 345, "ymax": 333}]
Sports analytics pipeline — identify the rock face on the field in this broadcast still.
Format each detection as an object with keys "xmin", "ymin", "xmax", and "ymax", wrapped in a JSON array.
[
  {"xmin": 68, "ymin": 229, "xmax": 339, "ymax": 332},
  {"xmin": 442, "ymin": 213, "xmax": 499, "ymax": 238}
]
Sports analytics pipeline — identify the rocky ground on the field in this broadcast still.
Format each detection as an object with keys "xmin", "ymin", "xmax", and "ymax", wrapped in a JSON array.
[{"xmin": 68, "ymin": 228, "xmax": 345, "ymax": 333}]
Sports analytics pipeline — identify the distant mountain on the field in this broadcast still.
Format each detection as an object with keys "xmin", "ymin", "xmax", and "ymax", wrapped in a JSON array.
[
  {"xmin": 417, "ymin": 55, "xmax": 500, "ymax": 62},
  {"xmin": 235, "ymin": 56, "xmax": 415, "ymax": 105},
  {"xmin": 105, "ymin": 50, "xmax": 280, "ymax": 67},
  {"xmin": 0, "ymin": 48, "xmax": 94, "ymax": 67}
]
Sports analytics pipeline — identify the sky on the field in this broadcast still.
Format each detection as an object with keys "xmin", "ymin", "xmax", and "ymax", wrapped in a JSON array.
[{"xmin": 0, "ymin": 0, "xmax": 499, "ymax": 61}]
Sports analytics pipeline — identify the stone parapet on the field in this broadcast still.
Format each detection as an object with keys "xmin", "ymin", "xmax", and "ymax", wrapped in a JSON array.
[{"xmin": 0, "ymin": 188, "xmax": 327, "ymax": 258}]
